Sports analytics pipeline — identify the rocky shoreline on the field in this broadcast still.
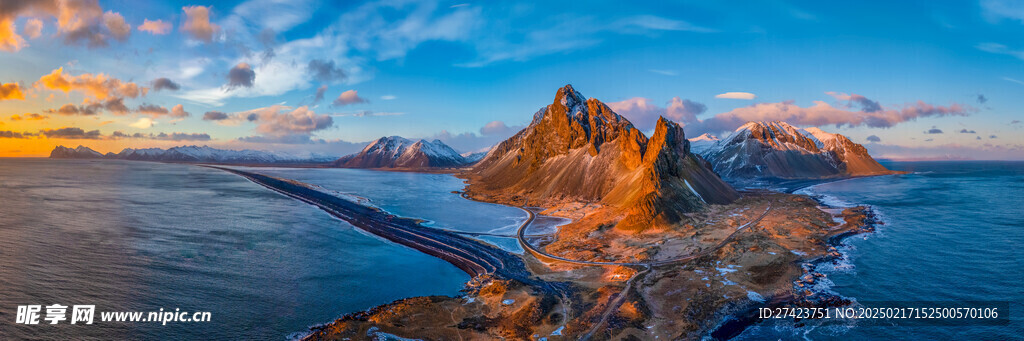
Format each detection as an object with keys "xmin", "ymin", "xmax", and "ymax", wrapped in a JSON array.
[
  {"xmin": 294, "ymin": 187, "xmax": 877, "ymax": 340},
  {"xmin": 213, "ymin": 163, "xmax": 887, "ymax": 340},
  {"xmin": 708, "ymin": 190, "xmax": 883, "ymax": 340}
]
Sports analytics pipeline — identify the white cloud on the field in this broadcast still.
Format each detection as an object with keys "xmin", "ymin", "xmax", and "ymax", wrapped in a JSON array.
[
  {"xmin": 130, "ymin": 117, "xmax": 155, "ymax": 129},
  {"xmin": 714, "ymin": 92, "xmax": 757, "ymax": 100},
  {"xmin": 981, "ymin": 0, "xmax": 1024, "ymax": 23},
  {"xmin": 1004, "ymin": 77, "xmax": 1024, "ymax": 85},
  {"xmin": 976, "ymin": 42, "xmax": 1024, "ymax": 60},
  {"xmin": 227, "ymin": 0, "xmax": 315, "ymax": 32},
  {"xmin": 613, "ymin": 15, "xmax": 715, "ymax": 33}
]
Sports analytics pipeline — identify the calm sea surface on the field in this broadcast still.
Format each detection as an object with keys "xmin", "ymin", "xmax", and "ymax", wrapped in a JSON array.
[
  {"xmin": 0, "ymin": 159, "xmax": 474, "ymax": 340},
  {"xmin": 3, "ymin": 159, "xmax": 1020, "ymax": 340},
  {"xmin": 737, "ymin": 161, "xmax": 1024, "ymax": 340}
]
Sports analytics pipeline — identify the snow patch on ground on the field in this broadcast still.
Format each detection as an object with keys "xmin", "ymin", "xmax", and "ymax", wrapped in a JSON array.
[{"xmin": 684, "ymin": 179, "xmax": 706, "ymax": 203}]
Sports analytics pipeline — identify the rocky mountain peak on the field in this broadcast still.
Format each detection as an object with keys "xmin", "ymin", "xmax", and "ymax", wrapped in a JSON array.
[
  {"xmin": 690, "ymin": 133, "xmax": 719, "ymax": 142},
  {"xmin": 553, "ymin": 84, "xmax": 586, "ymax": 111},
  {"xmin": 465, "ymin": 86, "xmax": 738, "ymax": 231},
  {"xmin": 50, "ymin": 145, "xmax": 103, "ymax": 158},
  {"xmin": 496, "ymin": 85, "xmax": 648, "ymax": 171},
  {"xmin": 731, "ymin": 121, "xmax": 821, "ymax": 153},
  {"xmin": 644, "ymin": 117, "xmax": 690, "ymax": 164},
  {"xmin": 701, "ymin": 121, "xmax": 894, "ymax": 179},
  {"xmin": 334, "ymin": 136, "xmax": 469, "ymax": 168}
]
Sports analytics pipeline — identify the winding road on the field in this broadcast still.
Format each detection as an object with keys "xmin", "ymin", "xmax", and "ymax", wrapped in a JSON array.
[
  {"xmin": 216, "ymin": 166, "xmax": 771, "ymax": 340},
  {"xmin": 209, "ymin": 166, "xmax": 544, "ymax": 284},
  {"xmin": 515, "ymin": 204, "xmax": 772, "ymax": 267},
  {"xmin": 512, "ymin": 204, "xmax": 773, "ymax": 340}
]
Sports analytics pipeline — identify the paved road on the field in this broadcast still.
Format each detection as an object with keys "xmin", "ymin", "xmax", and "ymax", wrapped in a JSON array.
[
  {"xmin": 516, "ymin": 205, "xmax": 773, "ymax": 267},
  {"xmin": 210, "ymin": 166, "xmax": 541, "ymax": 283},
  {"xmin": 215, "ymin": 167, "xmax": 578, "ymax": 339},
  {"xmin": 223, "ymin": 167, "xmax": 770, "ymax": 340},
  {"xmin": 516, "ymin": 204, "xmax": 773, "ymax": 341}
]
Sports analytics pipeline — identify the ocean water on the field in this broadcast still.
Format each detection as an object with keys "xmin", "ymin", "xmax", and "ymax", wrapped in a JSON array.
[
  {"xmin": 0, "ymin": 159, "xmax": 470, "ymax": 340},
  {"xmin": 737, "ymin": 161, "xmax": 1024, "ymax": 340},
  {"xmin": 245, "ymin": 167, "xmax": 528, "ymax": 235},
  {"xmin": 6, "ymin": 159, "xmax": 1019, "ymax": 340}
]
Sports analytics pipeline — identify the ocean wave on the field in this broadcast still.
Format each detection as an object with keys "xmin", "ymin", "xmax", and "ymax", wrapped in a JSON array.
[
  {"xmin": 795, "ymin": 184, "xmax": 852, "ymax": 208},
  {"xmin": 764, "ymin": 184, "xmax": 893, "ymax": 339},
  {"xmin": 814, "ymin": 244, "xmax": 858, "ymax": 274}
]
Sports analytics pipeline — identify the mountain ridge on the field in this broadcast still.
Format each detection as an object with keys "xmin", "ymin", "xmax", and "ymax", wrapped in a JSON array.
[
  {"xmin": 333, "ymin": 136, "xmax": 470, "ymax": 168},
  {"xmin": 699, "ymin": 121, "xmax": 894, "ymax": 179},
  {"xmin": 50, "ymin": 145, "xmax": 104, "ymax": 159},
  {"xmin": 463, "ymin": 84, "xmax": 738, "ymax": 230},
  {"xmin": 49, "ymin": 145, "xmax": 336, "ymax": 163}
]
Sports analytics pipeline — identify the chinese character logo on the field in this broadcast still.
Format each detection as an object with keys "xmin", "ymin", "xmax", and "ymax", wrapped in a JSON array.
[
  {"xmin": 16, "ymin": 305, "xmax": 41, "ymax": 324},
  {"xmin": 44, "ymin": 304, "xmax": 67, "ymax": 324},
  {"xmin": 71, "ymin": 305, "xmax": 96, "ymax": 324}
]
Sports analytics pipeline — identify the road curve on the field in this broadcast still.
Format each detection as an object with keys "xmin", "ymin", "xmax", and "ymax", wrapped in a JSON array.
[
  {"xmin": 516, "ymin": 205, "xmax": 772, "ymax": 267},
  {"xmin": 208, "ymin": 166, "xmax": 538, "ymax": 283}
]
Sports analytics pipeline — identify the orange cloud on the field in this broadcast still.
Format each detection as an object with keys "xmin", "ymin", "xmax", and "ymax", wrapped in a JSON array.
[
  {"xmin": 182, "ymin": 6, "xmax": 218, "ymax": 42},
  {"xmin": 680, "ymin": 100, "xmax": 974, "ymax": 136},
  {"xmin": 0, "ymin": 1, "xmax": 56, "ymax": 51},
  {"xmin": 9, "ymin": 113, "xmax": 47, "ymax": 121},
  {"xmin": 0, "ymin": 18, "xmax": 27, "ymax": 52},
  {"xmin": 36, "ymin": 67, "xmax": 146, "ymax": 100},
  {"xmin": 41, "ymin": 126, "xmax": 102, "ymax": 139},
  {"xmin": 0, "ymin": 0, "xmax": 131, "ymax": 51},
  {"xmin": 332, "ymin": 90, "xmax": 367, "ymax": 106},
  {"xmin": 0, "ymin": 82, "xmax": 25, "ymax": 100},
  {"xmin": 55, "ymin": 0, "xmax": 131, "ymax": 47},
  {"xmin": 133, "ymin": 103, "xmax": 189, "ymax": 118},
  {"xmin": 138, "ymin": 19, "xmax": 171, "ymax": 34},
  {"xmin": 610, "ymin": 93, "xmax": 975, "ymax": 136},
  {"xmin": 0, "ymin": 130, "xmax": 37, "ymax": 138},
  {"xmin": 171, "ymin": 104, "xmax": 190, "ymax": 118}
]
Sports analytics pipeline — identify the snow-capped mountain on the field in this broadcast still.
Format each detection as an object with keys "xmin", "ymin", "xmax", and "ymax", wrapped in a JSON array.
[
  {"xmin": 50, "ymin": 145, "xmax": 103, "ymax": 159},
  {"xmin": 51, "ymin": 145, "xmax": 337, "ymax": 163},
  {"xmin": 466, "ymin": 84, "xmax": 738, "ymax": 231},
  {"xmin": 699, "ymin": 121, "xmax": 892, "ymax": 179},
  {"xmin": 460, "ymin": 151, "xmax": 487, "ymax": 164},
  {"xmin": 688, "ymin": 133, "xmax": 719, "ymax": 155},
  {"xmin": 333, "ymin": 136, "xmax": 469, "ymax": 168}
]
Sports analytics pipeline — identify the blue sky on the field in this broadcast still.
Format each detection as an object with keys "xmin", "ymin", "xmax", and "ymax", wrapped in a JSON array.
[{"xmin": 0, "ymin": 0, "xmax": 1021, "ymax": 159}]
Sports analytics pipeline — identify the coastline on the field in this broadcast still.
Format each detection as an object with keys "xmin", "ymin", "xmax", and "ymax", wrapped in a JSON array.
[
  {"xmin": 203, "ymin": 166, "xmax": 539, "ymax": 281},
  {"xmin": 207, "ymin": 164, "xmax": 890, "ymax": 340},
  {"xmin": 710, "ymin": 179, "xmax": 885, "ymax": 339}
]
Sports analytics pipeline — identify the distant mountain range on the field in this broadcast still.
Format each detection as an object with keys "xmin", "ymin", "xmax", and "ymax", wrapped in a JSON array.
[
  {"xmin": 333, "ymin": 136, "xmax": 472, "ymax": 168},
  {"xmin": 688, "ymin": 133, "xmax": 720, "ymax": 155},
  {"xmin": 698, "ymin": 121, "xmax": 893, "ymax": 179},
  {"xmin": 464, "ymin": 84, "xmax": 738, "ymax": 230},
  {"xmin": 49, "ymin": 100, "xmax": 893, "ymax": 182},
  {"xmin": 50, "ymin": 137, "xmax": 478, "ymax": 168},
  {"xmin": 50, "ymin": 145, "xmax": 105, "ymax": 159},
  {"xmin": 50, "ymin": 145, "xmax": 337, "ymax": 164}
]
